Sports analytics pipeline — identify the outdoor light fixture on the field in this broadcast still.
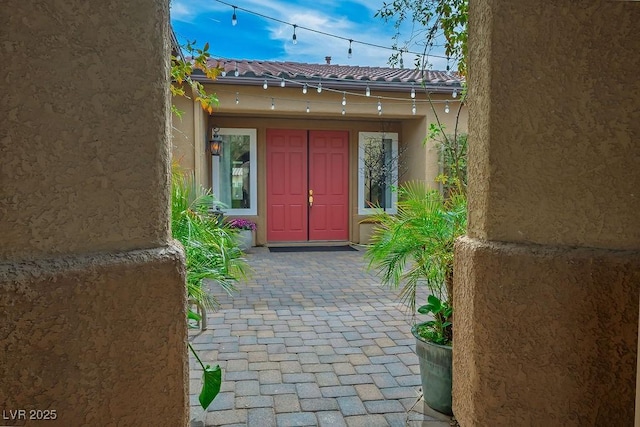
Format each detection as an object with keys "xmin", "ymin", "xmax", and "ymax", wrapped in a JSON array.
[{"xmin": 209, "ymin": 127, "xmax": 223, "ymax": 156}]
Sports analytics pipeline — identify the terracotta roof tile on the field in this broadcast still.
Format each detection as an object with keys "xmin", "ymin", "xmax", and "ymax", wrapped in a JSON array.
[{"xmin": 207, "ymin": 59, "xmax": 462, "ymax": 90}]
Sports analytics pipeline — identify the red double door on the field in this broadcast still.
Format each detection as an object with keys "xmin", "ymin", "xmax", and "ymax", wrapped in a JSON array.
[{"xmin": 267, "ymin": 129, "xmax": 349, "ymax": 242}]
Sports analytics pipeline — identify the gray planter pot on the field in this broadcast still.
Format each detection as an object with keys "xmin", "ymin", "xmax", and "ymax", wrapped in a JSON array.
[
  {"xmin": 412, "ymin": 323, "xmax": 453, "ymax": 416},
  {"xmin": 236, "ymin": 229, "xmax": 254, "ymax": 251}
]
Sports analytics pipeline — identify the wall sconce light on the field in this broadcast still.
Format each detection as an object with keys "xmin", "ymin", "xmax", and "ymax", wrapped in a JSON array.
[{"xmin": 209, "ymin": 127, "xmax": 223, "ymax": 156}]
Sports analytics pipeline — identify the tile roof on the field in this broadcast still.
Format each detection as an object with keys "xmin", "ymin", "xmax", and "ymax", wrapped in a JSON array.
[{"xmin": 206, "ymin": 59, "xmax": 462, "ymax": 92}]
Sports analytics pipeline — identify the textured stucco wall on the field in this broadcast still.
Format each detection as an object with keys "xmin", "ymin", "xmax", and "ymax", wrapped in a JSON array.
[
  {"xmin": 454, "ymin": 237, "xmax": 640, "ymax": 426},
  {"xmin": 467, "ymin": 1, "xmax": 640, "ymax": 250},
  {"xmin": 1, "ymin": 0, "xmax": 188, "ymax": 425},
  {"xmin": 1, "ymin": 0, "xmax": 172, "ymax": 259},
  {"xmin": 0, "ymin": 247, "xmax": 188, "ymax": 426}
]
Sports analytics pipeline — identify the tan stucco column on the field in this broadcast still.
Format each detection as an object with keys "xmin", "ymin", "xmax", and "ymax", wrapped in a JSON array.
[
  {"xmin": 454, "ymin": 1, "xmax": 640, "ymax": 425},
  {"xmin": 0, "ymin": 1, "xmax": 188, "ymax": 426}
]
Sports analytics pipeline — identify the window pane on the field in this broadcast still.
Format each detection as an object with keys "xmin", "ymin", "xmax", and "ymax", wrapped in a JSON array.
[
  {"xmin": 363, "ymin": 138, "xmax": 393, "ymax": 210},
  {"xmin": 219, "ymin": 135, "xmax": 251, "ymax": 209}
]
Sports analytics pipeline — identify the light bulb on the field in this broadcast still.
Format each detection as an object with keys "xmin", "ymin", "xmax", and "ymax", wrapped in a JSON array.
[
  {"xmin": 234, "ymin": 66, "xmax": 239, "ymax": 77},
  {"xmin": 317, "ymin": 82, "xmax": 322, "ymax": 93},
  {"xmin": 412, "ymin": 100, "xmax": 416, "ymax": 115},
  {"xmin": 292, "ymin": 25, "xmax": 297, "ymax": 45},
  {"xmin": 410, "ymin": 84, "xmax": 415, "ymax": 99},
  {"xmin": 271, "ymin": 98, "xmax": 275, "ymax": 110},
  {"xmin": 365, "ymin": 85, "xmax": 370, "ymax": 97},
  {"xmin": 306, "ymin": 102, "xmax": 310, "ymax": 113},
  {"xmin": 342, "ymin": 107, "xmax": 346, "ymax": 115},
  {"xmin": 377, "ymin": 99, "xmax": 382, "ymax": 112},
  {"xmin": 342, "ymin": 92, "xmax": 346, "ymax": 106},
  {"xmin": 263, "ymin": 79, "xmax": 268, "ymax": 90},
  {"xmin": 445, "ymin": 101, "xmax": 450, "ymax": 114},
  {"xmin": 348, "ymin": 40, "xmax": 353, "ymax": 59},
  {"xmin": 231, "ymin": 7, "xmax": 237, "ymax": 26},
  {"xmin": 221, "ymin": 70, "xmax": 226, "ymax": 77},
  {"xmin": 280, "ymin": 78, "xmax": 285, "ymax": 88},
  {"xmin": 235, "ymin": 92, "xmax": 239, "ymax": 104},
  {"xmin": 452, "ymin": 89, "xmax": 458, "ymax": 98},
  {"xmin": 302, "ymin": 84, "xmax": 308, "ymax": 94}
]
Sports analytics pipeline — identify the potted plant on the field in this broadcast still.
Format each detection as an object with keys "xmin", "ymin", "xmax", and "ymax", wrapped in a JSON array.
[
  {"xmin": 226, "ymin": 218, "xmax": 257, "ymax": 251},
  {"xmin": 365, "ymin": 181, "xmax": 466, "ymax": 415}
]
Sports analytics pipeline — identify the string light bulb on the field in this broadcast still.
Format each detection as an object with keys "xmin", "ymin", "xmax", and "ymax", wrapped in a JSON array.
[
  {"xmin": 446, "ymin": 57, "xmax": 450, "ymax": 72},
  {"xmin": 271, "ymin": 98, "xmax": 275, "ymax": 110},
  {"xmin": 292, "ymin": 24, "xmax": 297, "ymax": 45},
  {"xmin": 302, "ymin": 84, "xmax": 308, "ymax": 94},
  {"xmin": 348, "ymin": 40, "xmax": 353, "ymax": 59},
  {"xmin": 234, "ymin": 64, "xmax": 239, "ymax": 77},
  {"xmin": 342, "ymin": 106, "xmax": 346, "ymax": 115},
  {"xmin": 231, "ymin": 6, "xmax": 237, "ymax": 26},
  {"xmin": 452, "ymin": 88, "xmax": 458, "ymax": 98},
  {"xmin": 412, "ymin": 99, "xmax": 416, "ymax": 115},
  {"xmin": 399, "ymin": 49, "xmax": 404, "ymax": 69},
  {"xmin": 280, "ymin": 78, "xmax": 285, "ymax": 88},
  {"xmin": 306, "ymin": 102, "xmax": 310, "ymax": 113},
  {"xmin": 235, "ymin": 92, "xmax": 239, "ymax": 104},
  {"xmin": 445, "ymin": 101, "xmax": 450, "ymax": 113},
  {"xmin": 410, "ymin": 83, "xmax": 415, "ymax": 99},
  {"xmin": 342, "ymin": 92, "xmax": 346, "ymax": 106},
  {"xmin": 317, "ymin": 82, "xmax": 322, "ymax": 93},
  {"xmin": 377, "ymin": 98, "xmax": 382, "ymax": 115},
  {"xmin": 365, "ymin": 85, "xmax": 370, "ymax": 97},
  {"xmin": 263, "ymin": 79, "xmax": 268, "ymax": 90}
]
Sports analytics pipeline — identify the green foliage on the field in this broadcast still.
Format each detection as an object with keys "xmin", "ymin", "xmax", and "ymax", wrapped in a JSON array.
[
  {"xmin": 417, "ymin": 294, "xmax": 452, "ymax": 345},
  {"xmin": 172, "ymin": 163, "xmax": 248, "ymax": 410},
  {"xmin": 434, "ymin": 132, "xmax": 467, "ymax": 197},
  {"xmin": 171, "ymin": 40, "xmax": 222, "ymax": 115},
  {"xmin": 376, "ymin": 0, "xmax": 468, "ymax": 77},
  {"xmin": 365, "ymin": 181, "xmax": 466, "ymax": 343}
]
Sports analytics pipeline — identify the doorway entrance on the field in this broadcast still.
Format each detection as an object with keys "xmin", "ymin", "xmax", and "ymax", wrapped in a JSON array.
[{"xmin": 266, "ymin": 129, "xmax": 349, "ymax": 242}]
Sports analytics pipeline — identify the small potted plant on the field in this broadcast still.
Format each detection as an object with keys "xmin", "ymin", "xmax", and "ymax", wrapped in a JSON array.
[
  {"xmin": 365, "ymin": 181, "xmax": 466, "ymax": 416},
  {"xmin": 226, "ymin": 218, "xmax": 257, "ymax": 251}
]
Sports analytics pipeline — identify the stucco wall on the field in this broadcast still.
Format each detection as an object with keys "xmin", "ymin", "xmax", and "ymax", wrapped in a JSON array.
[
  {"xmin": 0, "ymin": 247, "xmax": 188, "ymax": 426},
  {"xmin": 1, "ymin": 1, "xmax": 188, "ymax": 425},
  {"xmin": 454, "ymin": 237, "xmax": 640, "ymax": 425},
  {"xmin": 455, "ymin": 1, "xmax": 640, "ymax": 425},
  {"xmin": 466, "ymin": 1, "xmax": 640, "ymax": 250},
  {"xmin": 1, "ymin": 0, "xmax": 173, "ymax": 259}
]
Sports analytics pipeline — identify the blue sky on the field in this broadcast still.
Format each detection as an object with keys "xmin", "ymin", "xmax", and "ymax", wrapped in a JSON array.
[{"xmin": 170, "ymin": 0, "xmax": 449, "ymax": 69}]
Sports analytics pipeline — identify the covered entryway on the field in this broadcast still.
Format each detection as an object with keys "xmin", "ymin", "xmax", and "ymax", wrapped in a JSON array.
[{"xmin": 266, "ymin": 129, "xmax": 349, "ymax": 242}]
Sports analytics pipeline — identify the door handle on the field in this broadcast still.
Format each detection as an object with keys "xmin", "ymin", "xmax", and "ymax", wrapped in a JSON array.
[{"xmin": 309, "ymin": 189, "xmax": 313, "ymax": 207}]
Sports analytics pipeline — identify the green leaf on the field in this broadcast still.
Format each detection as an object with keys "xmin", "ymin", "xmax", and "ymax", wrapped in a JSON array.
[
  {"xmin": 199, "ymin": 365, "xmax": 222, "ymax": 410},
  {"xmin": 188, "ymin": 309, "xmax": 202, "ymax": 322}
]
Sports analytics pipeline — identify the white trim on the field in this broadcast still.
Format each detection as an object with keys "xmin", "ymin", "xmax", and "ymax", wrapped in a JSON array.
[
  {"xmin": 358, "ymin": 132, "xmax": 399, "ymax": 215},
  {"xmin": 211, "ymin": 128, "xmax": 258, "ymax": 215}
]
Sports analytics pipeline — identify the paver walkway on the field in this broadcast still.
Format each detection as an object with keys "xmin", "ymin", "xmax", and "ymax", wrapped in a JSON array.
[{"xmin": 189, "ymin": 247, "xmax": 452, "ymax": 427}]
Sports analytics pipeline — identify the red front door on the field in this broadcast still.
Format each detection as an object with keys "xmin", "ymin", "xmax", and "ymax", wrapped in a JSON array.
[{"xmin": 267, "ymin": 129, "xmax": 349, "ymax": 242}]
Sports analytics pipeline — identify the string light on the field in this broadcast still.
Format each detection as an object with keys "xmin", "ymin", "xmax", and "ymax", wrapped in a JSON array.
[
  {"xmin": 348, "ymin": 40, "xmax": 353, "ymax": 59},
  {"xmin": 235, "ymin": 92, "xmax": 239, "ymax": 104},
  {"xmin": 231, "ymin": 6, "xmax": 237, "ymax": 26},
  {"xmin": 306, "ymin": 101, "xmax": 310, "ymax": 113},
  {"xmin": 342, "ymin": 92, "xmax": 347, "ymax": 106},
  {"xmin": 317, "ymin": 81, "xmax": 322, "ymax": 93},
  {"xmin": 377, "ymin": 98, "xmax": 382, "ymax": 115},
  {"xmin": 445, "ymin": 100, "xmax": 450, "ymax": 113},
  {"xmin": 302, "ymin": 84, "xmax": 308, "ymax": 94},
  {"xmin": 410, "ymin": 83, "xmax": 415, "ymax": 99},
  {"xmin": 234, "ymin": 64, "xmax": 239, "ymax": 77},
  {"xmin": 452, "ymin": 88, "xmax": 458, "ymax": 98},
  {"xmin": 399, "ymin": 49, "xmax": 404, "ymax": 69},
  {"xmin": 263, "ymin": 79, "xmax": 268, "ymax": 89},
  {"xmin": 365, "ymin": 85, "xmax": 370, "ymax": 97},
  {"xmin": 446, "ymin": 57, "xmax": 450, "ymax": 72},
  {"xmin": 280, "ymin": 78, "xmax": 286, "ymax": 88},
  {"xmin": 342, "ymin": 106, "xmax": 346, "ymax": 115},
  {"xmin": 412, "ymin": 99, "xmax": 416, "ymax": 115},
  {"xmin": 211, "ymin": 0, "xmax": 452, "ymax": 61},
  {"xmin": 271, "ymin": 98, "xmax": 275, "ymax": 110},
  {"xmin": 292, "ymin": 24, "xmax": 297, "ymax": 45}
]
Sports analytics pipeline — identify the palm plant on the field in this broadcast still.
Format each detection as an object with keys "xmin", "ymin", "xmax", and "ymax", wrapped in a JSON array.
[
  {"xmin": 365, "ymin": 181, "xmax": 466, "ymax": 344},
  {"xmin": 171, "ymin": 163, "xmax": 247, "ymax": 410}
]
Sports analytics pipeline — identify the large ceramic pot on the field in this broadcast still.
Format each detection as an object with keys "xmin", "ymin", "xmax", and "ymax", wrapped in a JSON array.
[
  {"xmin": 236, "ymin": 229, "xmax": 254, "ymax": 251},
  {"xmin": 412, "ymin": 323, "xmax": 453, "ymax": 415}
]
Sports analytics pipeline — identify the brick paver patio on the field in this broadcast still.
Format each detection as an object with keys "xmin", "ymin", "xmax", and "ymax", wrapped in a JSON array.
[{"xmin": 189, "ymin": 247, "xmax": 452, "ymax": 427}]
